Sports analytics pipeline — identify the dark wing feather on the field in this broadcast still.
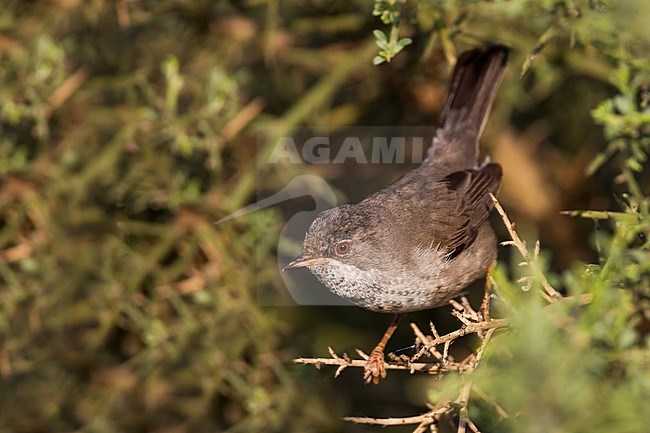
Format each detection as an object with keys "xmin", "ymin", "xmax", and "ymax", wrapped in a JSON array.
[{"xmin": 433, "ymin": 163, "xmax": 502, "ymax": 258}]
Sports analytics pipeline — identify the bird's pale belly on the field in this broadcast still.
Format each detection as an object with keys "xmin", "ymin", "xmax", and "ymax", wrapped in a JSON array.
[{"xmin": 310, "ymin": 262, "xmax": 444, "ymax": 313}]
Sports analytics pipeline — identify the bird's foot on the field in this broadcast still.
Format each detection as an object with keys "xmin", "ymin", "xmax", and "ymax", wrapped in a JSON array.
[{"xmin": 363, "ymin": 346, "xmax": 387, "ymax": 385}]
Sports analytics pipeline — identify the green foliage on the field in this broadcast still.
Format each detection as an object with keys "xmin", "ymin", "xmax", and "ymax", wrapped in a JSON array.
[
  {"xmin": 475, "ymin": 188, "xmax": 650, "ymax": 432},
  {"xmin": 466, "ymin": 33, "xmax": 650, "ymax": 433},
  {"xmin": 372, "ymin": 28, "xmax": 413, "ymax": 65},
  {"xmin": 0, "ymin": 1, "xmax": 331, "ymax": 432},
  {"xmin": 372, "ymin": 0, "xmax": 413, "ymax": 65},
  {"xmin": 590, "ymin": 62, "xmax": 650, "ymax": 175}
]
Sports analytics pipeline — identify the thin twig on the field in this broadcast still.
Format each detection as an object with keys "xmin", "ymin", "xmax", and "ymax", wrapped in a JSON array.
[
  {"xmin": 413, "ymin": 422, "xmax": 432, "ymax": 433},
  {"xmin": 294, "ymin": 354, "xmax": 469, "ymax": 374},
  {"xmin": 430, "ymin": 321, "xmax": 441, "ymax": 339},
  {"xmin": 411, "ymin": 319, "xmax": 509, "ymax": 362},
  {"xmin": 411, "ymin": 322, "xmax": 443, "ymax": 360},
  {"xmin": 489, "ymin": 193, "xmax": 562, "ymax": 301},
  {"xmin": 454, "ymin": 326, "xmax": 496, "ymax": 433},
  {"xmin": 467, "ymin": 417, "xmax": 482, "ymax": 433},
  {"xmin": 411, "ymin": 322, "xmax": 431, "ymax": 345},
  {"xmin": 295, "ymin": 319, "xmax": 509, "ymax": 376},
  {"xmin": 344, "ymin": 407, "xmax": 450, "ymax": 425},
  {"xmin": 544, "ymin": 293, "xmax": 593, "ymax": 308},
  {"xmin": 480, "ymin": 263, "xmax": 495, "ymax": 321},
  {"xmin": 472, "ymin": 385, "xmax": 510, "ymax": 420},
  {"xmin": 456, "ymin": 381, "xmax": 472, "ymax": 433},
  {"xmin": 475, "ymin": 328, "xmax": 495, "ymax": 364}
]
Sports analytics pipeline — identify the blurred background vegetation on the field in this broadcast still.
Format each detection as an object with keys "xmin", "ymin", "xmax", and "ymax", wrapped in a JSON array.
[{"xmin": 0, "ymin": 0, "xmax": 648, "ymax": 432}]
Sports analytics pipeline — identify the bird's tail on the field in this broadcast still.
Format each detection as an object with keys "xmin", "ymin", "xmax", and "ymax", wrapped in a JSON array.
[{"xmin": 424, "ymin": 45, "xmax": 509, "ymax": 172}]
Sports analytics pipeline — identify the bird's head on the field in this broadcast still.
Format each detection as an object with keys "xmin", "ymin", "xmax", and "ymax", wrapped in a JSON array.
[{"xmin": 284, "ymin": 205, "xmax": 382, "ymax": 272}]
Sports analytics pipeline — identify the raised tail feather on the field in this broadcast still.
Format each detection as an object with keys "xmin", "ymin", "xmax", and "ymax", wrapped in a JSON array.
[{"xmin": 424, "ymin": 45, "xmax": 509, "ymax": 173}]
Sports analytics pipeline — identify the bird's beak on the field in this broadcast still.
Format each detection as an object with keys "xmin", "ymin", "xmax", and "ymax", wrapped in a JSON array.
[{"xmin": 283, "ymin": 254, "xmax": 329, "ymax": 271}]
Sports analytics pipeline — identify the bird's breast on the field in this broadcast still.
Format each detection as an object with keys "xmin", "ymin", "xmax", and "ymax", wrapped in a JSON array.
[{"xmin": 309, "ymin": 259, "xmax": 455, "ymax": 313}]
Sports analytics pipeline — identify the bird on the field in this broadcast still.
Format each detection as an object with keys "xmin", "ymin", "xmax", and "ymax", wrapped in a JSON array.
[{"xmin": 284, "ymin": 45, "xmax": 509, "ymax": 384}]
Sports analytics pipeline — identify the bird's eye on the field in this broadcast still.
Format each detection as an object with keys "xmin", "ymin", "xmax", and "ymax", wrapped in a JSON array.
[{"xmin": 334, "ymin": 241, "xmax": 351, "ymax": 256}]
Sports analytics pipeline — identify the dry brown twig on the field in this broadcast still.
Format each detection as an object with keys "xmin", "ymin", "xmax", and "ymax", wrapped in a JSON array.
[
  {"xmin": 343, "ymin": 406, "xmax": 448, "ymax": 427},
  {"xmin": 293, "ymin": 318, "xmax": 509, "ymax": 375},
  {"xmin": 489, "ymin": 193, "xmax": 562, "ymax": 302}
]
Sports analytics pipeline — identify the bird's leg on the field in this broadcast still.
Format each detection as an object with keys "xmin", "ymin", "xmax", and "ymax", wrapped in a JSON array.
[{"xmin": 364, "ymin": 313, "xmax": 401, "ymax": 384}]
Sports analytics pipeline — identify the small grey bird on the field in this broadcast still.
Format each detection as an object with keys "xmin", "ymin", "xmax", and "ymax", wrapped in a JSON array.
[{"xmin": 284, "ymin": 46, "xmax": 509, "ymax": 384}]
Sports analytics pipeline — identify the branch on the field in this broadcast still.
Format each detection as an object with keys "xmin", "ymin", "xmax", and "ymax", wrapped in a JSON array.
[
  {"xmin": 344, "ymin": 406, "xmax": 449, "ymax": 425},
  {"xmin": 412, "ymin": 319, "xmax": 508, "ymax": 362},
  {"xmin": 489, "ymin": 193, "xmax": 562, "ymax": 302},
  {"xmin": 293, "ymin": 347, "xmax": 470, "ymax": 376},
  {"xmin": 454, "ymin": 327, "xmax": 496, "ymax": 433}
]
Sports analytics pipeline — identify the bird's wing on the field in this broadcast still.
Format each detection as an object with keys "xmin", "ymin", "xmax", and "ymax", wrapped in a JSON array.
[{"xmin": 424, "ymin": 163, "xmax": 502, "ymax": 258}]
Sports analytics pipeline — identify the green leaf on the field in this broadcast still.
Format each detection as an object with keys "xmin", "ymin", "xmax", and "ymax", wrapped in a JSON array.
[
  {"xmin": 395, "ymin": 37, "xmax": 412, "ymax": 50},
  {"xmin": 373, "ymin": 29, "xmax": 387, "ymax": 42}
]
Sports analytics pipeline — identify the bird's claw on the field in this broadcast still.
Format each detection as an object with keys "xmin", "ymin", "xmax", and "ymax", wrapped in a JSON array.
[{"xmin": 363, "ymin": 347, "xmax": 387, "ymax": 384}]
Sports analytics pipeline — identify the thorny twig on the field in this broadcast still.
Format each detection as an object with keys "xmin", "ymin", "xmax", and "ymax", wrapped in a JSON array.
[
  {"xmin": 293, "ymin": 319, "xmax": 509, "ymax": 374},
  {"xmin": 489, "ymin": 193, "xmax": 562, "ymax": 302},
  {"xmin": 410, "ymin": 318, "xmax": 508, "ymax": 363},
  {"xmin": 293, "ymin": 347, "xmax": 473, "ymax": 376},
  {"xmin": 344, "ymin": 406, "xmax": 448, "ymax": 426}
]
